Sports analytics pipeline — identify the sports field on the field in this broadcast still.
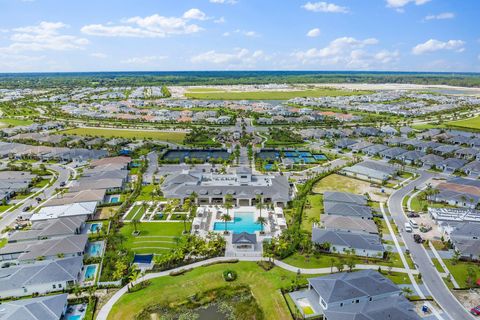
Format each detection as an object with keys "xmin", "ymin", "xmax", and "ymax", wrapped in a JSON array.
[
  {"xmin": 61, "ymin": 127, "xmax": 186, "ymax": 143},
  {"xmin": 185, "ymin": 88, "xmax": 372, "ymax": 100}
]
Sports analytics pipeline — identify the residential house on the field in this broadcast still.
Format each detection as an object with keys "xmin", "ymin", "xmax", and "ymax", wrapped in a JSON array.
[{"xmin": 0, "ymin": 293, "xmax": 68, "ymax": 320}]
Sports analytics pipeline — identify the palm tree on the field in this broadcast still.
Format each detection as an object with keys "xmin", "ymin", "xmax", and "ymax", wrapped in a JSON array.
[
  {"xmin": 401, "ymin": 286, "xmax": 413, "ymax": 298},
  {"xmin": 220, "ymin": 213, "xmax": 232, "ymax": 234},
  {"xmin": 131, "ymin": 218, "xmax": 141, "ymax": 234},
  {"xmin": 181, "ymin": 214, "xmax": 189, "ymax": 234},
  {"xmin": 257, "ymin": 216, "xmax": 267, "ymax": 234},
  {"xmin": 255, "ymin": 194, "xmax": 264, "ymax": 218},
  {"xmin": 224, "ymin": 195, "xmax": 234, "ymax": 216}
]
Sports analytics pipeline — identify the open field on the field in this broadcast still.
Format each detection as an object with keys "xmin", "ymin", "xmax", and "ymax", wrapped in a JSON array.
[
  {"xmin": 302, "ymin": 194, "xmax": 323, "ymax": 231},
  {"xmin": 120, "ymin": 222, "xmax": 187, "ymax": 255},
  {"xmin": 443, "ymin": 259, "xmax": 479, "ymax": 288},
  {"xmin": 107, "ymin": 261, "xmax": 313, "ymax": 320},
  {"xmin": 185, "ymin": 88, "xmax": 371, "ymax": 100},
  {"xmin": 61, "ymin": 127, "xmax": 186, "ymax": 143},
  {"xmin": 312, "ymin": 174, "xmax": 371, "ymax": 194},
  {"xmin": 0, "ymin": 118, "xmax": 34, "ymax": 127},
  {"xmin": 447, "ymin": 116, "xmax": 480, "ymax": 130}
]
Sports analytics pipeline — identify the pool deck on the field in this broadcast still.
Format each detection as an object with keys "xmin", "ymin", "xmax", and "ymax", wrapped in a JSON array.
[
  {"xmin": 288, "ymin": 289, "xmax": 324, "ymax": 318},
  {"xmin": 81, "ymin": 263, "xmax": 99, "ymax": 287}
]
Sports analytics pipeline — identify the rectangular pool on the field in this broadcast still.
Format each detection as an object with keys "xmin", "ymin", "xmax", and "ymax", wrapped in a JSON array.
[
  {"xmin": 84, "ymin": 264, "xmax": 97, "ymax": 281},
  {"xmin": 88, "ymin": 242, "xmax": 103, "ymax": 257},
  {"xmin": 89, "ymin": 223, "xmax": 102, "ymax": 233},
  {"xmin": 213, "ymin": 212, "xmax": 261, "ymax": 234}
]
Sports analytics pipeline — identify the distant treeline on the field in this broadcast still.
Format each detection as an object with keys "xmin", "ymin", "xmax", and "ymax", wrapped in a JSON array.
[{"xmin": 0, "ymin": 71, "xmax": 479, "ymax": 88}]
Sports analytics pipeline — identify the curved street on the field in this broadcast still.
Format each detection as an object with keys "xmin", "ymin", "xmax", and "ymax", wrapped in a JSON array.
[{"xmin": 387, "ymin": 171, "xmax": 474, "ymax": 320}]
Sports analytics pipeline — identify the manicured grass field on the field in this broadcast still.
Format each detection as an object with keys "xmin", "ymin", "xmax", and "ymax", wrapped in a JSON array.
[
  {"xmin": 107, "ymin": 261, "xmax": 314, "ymax": 320},
  {"xmin": 0, "ymin": 118, "xmax": 34, "ymax": 128},
  {"xmin": 120, "ymin": 222, "xmax": 187, "ymax": 255},
  {"xmin": 185, "ymin": 88, "xmax": 371, "ymax": 100},
  {"xmin": 447, "ymin": 116, "xmax": 480, "ymax": 130},
  {"xmin": 312, "ymin": 174, "xmax": 370, "ymax": 194},
  {"xmin": 302, "ymin": 194, "xmax": 323, "ymax": 231},
  {"xmin": 409, "ymin": 191, "xmax": 453, "ymax": 212},
  {"xmin": 443, "ymin": 259, "xmax": 479, "ymax": 287},
  {"xmin": 61, "ymin": 128, "xmax": 186, "ymax": 143},
  {"xmin": 135, "ymin": 184, "xmax": 161, "ymax": 201},
  {"xmin": 124, "ymin": 205, "xmax": 145, "ymax": 220}
]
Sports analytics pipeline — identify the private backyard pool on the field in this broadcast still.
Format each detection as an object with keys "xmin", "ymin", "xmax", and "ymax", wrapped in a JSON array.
[{"xmin": 87, "ymin": 241, "xmax": 104, "ymax": 257}]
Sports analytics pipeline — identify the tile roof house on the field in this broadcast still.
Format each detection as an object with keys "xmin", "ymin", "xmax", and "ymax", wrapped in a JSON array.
[
  {"xmin": 0, "ymin": 257, "xmax": 83, "ymax": 298},
  {"xmin": 8, "ymin": 216, "xmax": 86, "ymax": 243},
  {"xmin": 439, "ymin": 158, "xmax": 468, "ymax": 174},
  {"xmin": 324, "ymin": 202, "xmax": 373, "ymax": 220},
  {"xmin": 43, "ymin": 189, "xmax": 106, "ymax": 207},
  {"xmin": 320, "ymin": 215, "xmax": 378, "ymax": 235},
  {"xmin": 419, "ymin": 154, "xmax": 444, "ymax": 169},
  {"xmin": 288, "ymin": 270, "xmax": 420, "ymax": 320},
  {"xmin": 341, "ymin": 161, "xmax": 397, "ymax": 183},
  {"xmin": 0, "ymin": 293, "xmax": 68, "ymax": 320},
  {"xmin": 31, "ymin": 201, "xmax": 98, "ymax": 222},
  {"xmin": 323, "ymin": 191, "xmax": 367, "ymax": 206},
  {"xmin": 378, "ymin": 147, "xmax": 407, "ymax": 160},
  {"xmin": 312, "ymin": 229, "xmax": 384, "ymax": 257},
  {"xmin": 450, "ymin": 222, "xmax": 480, "ymax": 260}
]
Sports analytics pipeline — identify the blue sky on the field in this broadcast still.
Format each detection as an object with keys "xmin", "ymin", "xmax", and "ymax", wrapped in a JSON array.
[{"xmin": 0, "ymin": 0, "xmax": 478, "ymax": 72}]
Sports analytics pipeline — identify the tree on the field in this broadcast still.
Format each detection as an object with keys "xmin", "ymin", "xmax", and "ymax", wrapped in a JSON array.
[
  {"xmin": 131, "ymin": 218, "xmax": 141, "ymax": 234},
  {"xmin": 220, "ymin": 213, "xmax": 232, "ymax": 234},
  {"xmin": 257, "ymin": 216, "xmax": 267, "ymax": 234},
  {"xmin": 255, "ymin": 194, "xmax": 264, "ymax": 218},
  {"xmin": 401, "ymin": 286, "xmax": 414, "ymax": 298},
  {"xmin": 181, "ymin": 213, "xmax": 189, "ymax": 234},
  {"xmin": 335, "ymin": 259, "xmax": 345, "ymax": 273},
  {"xmin": 224, "ymin": 194, "xmax": 234, "ymax": 216},
  {"xmin": 466, "ymin": 266, "xmax": 477, "ymax": 287},
  {"xmin": 128, "ymin": 267, "xmax": 141, "ymax": 291},
  {"xmin": 451, "ymin": 250, "xmax": 461, "ymax": 265}
]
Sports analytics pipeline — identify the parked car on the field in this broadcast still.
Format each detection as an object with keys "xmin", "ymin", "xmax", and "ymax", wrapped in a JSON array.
[
  {"xmin": 413, "ymin": 234, "xmax": 424, "ymax": 243},
  {"xmin": 407, "ymin": 212, "xmax": 420, "ymax": 218},
  {"xmin": 59, "ymin": 181, "xmax": 66, "ymax": 187},
  {"xmin": 22, "ymin": 206, "xmax": 31, "ymax": 212},
  {"xmin": 470, "ymin": 306, "xmax": 480, "ymax": 316},
  {"xmin": 420, "ymin": 225, "xmax": 432, "ymax": 233}
]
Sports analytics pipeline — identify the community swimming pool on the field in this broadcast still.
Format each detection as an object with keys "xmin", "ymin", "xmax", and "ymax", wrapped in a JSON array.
[
  {"xmin": 84, "ymin": 264, "xmax": 97, "ymax": 281},
  {"xmin": 213, "ymin": 212, "xmax": 262, "ymax": 234},
  {"xmin": 87, "ymin": 242, "xmax": 103, "ymax": 257}
]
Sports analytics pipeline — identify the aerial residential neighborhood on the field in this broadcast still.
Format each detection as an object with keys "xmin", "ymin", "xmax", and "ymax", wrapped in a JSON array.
[{"xmin": 1, "ymin": 0, "xmax": 480, "ymax": 320}]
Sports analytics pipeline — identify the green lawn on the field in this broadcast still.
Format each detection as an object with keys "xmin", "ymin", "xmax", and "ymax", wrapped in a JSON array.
[
  {"xmin": 185, "ymin": 88, "xmax": 371, "ymax": 100},
  {"xmin": 120, "ymin": 222, "xmax": 187, "ymax": 255},
  {"xmin": 409, "ymin": 191, "xmax": 452, "ymax": 212},
  {"xmin": 61, "ymin": 128, "xmax": 186, "ymax": 143},
  {"xmin": 312, "ymin": 174, "xmax": 371, "ymax": 194},
  {"xmin": 0, "ymin": 118, "xmax": 34, "ymax": 127},
  {"xmin": 302, "ymin": 194, "xmax": 323, "ymax": 231},
  {"xmin": 0, "ymin": 238, "xmax": 6, "ymax": 249},
  {"xmin": 443, "ymin": 259, "xmax": 480, "ymax": 287},
  {"xmin": 124, "ymin": 205, "xmax": 146, "ymax": 220},
  {"xmin": 135, "ymin": 184, "xmax": 161, "ymax": 201},
  {"xmin": 447, "ymin": 116, "xmax": 480, "ymax": 130},
  {"xmin": 107, "ymin": 261, "xmax": 315, "ymax": 320}
]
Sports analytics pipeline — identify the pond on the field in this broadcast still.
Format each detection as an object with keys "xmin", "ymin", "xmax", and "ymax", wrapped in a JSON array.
[{"xmin": 196, "ymin": 304, "xmax": 226, "ymax": 320}]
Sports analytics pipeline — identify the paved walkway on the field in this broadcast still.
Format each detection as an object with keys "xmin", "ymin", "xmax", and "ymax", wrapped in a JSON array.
[{"xmin": 429, "ymin": 241, "xmax": 459, "ymax": 289}]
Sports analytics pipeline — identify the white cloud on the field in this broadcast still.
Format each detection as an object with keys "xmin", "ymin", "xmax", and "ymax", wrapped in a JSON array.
[
  {"xmin": 214, "ymin": 17, "xmax": 226, "ymax": 24},
  {"xmin": 412, "ymin": 39, "xmax": 465, "ymax": 55},
  {"xmin": 191, "ymin": 48, "xmax": 267, "ymax": 66},
  {"xmin": 223, "ymin": 29, "xmax": 260, "ymax": 37},
  {"xmin": 291, "ymin": 37, "xmax": 397, "ymax": 69},
  {"xmin": 306, "ymin": 28, "xmax": 321, "ymax": 37},
  {"xmin": 81, "ymin": 10, "xmax": 205, "ymax": 38},
  {"xmin": 424, "ymin": 12, "xmax": 455, "ymax": 20},
  {"xmin": 90, "ymin": 52, "xmax": 107, "ymax": 59},
  {"xmin": 121, "ymin": 55, "xmax": 167, "ymax": 64},
  {"xmin": 0, "ymin": 21, "xmax": 89, "ymax": 53},
  {"xmin": 209, "ymin": 0, "xmax": 237, "ymax": 4},
  {"xmin": 386, "ymin": 0, "xmax": 430, "ymax": 12},
  {"xmin": 302, "ymin": 2, "xmax": 349, "ymax": 13},
  {"xmin": 182, "ymin": 8, "xmax": 208, "ymax": 21}
]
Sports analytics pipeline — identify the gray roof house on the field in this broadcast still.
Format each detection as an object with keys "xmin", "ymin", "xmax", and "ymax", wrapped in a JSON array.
[
  {"xmin": 161, "ymin": 167, "xmax": 291, "ymax": 207},
  {"xmin": 0, "ymin": 234, "xmax": 88, "ymax": 263},
  {"xmin": 398, "ymin": 150, "xmax": 425, "ymax": 164},
  {"xmin": 323, "ymin": 191, "xmax": 367, "ymax": 206},
  {"xmin": 312, "ymin": 229, "xmax": 384, "ymax": 257},
  {"xmin": 449, "ymin": 222, "xmax": 480, "ymax": 260},
  {"xmin": 0, "ymin": 257, "xmax": 83, "ymax": 298},
  {"xmin": 419, "ymin": 154, "xmax": 444, "ymax": 169},
  {"xmin": 461, "ymin": 161, "xmax": 480, "ymax": 177},
  {"xmin": 350, "ymin": 141, "xmax": 373, "ymax": 153},
  {"xmin": 455, "ymin": 147, "xmax": 479, "ymax": 160},
  {"xmin": 341, "ymin": 161, "xmax": 397, "ymax": 183},
  {"xmin": 379, "ymin": 147, "xmax": 407, "ymax": 160},
  {"xmin": 362, "ymin": 144, "xmax": 389, "ymax": 156},
  {"xmin": 439, "ymin": 158, "xmax": 468, "ymax": 173},
  {"xmin": 433, "ymin": 144, "xmax": 460, "ymax": 156},
  {"xmin": 288, "ymin": 270, "xmax": 419, "ymax": 320},
  {"xmin": 320, "ymin": 215, "xmax": 378, "ymax": 235},
  {"xmin": 8, "ymin": 216, "xmax": 86, "ymax": 243},
  {"xmin": 324, "ymin": 202, "xmax": 373, "ymax": 219},
  {"xmin": 0, "ymin": 293, "xmax": 68, "ymax": 320},
  {"xmin": 335, "ymin": 138, "xmax": 357, "ymax": 149}
]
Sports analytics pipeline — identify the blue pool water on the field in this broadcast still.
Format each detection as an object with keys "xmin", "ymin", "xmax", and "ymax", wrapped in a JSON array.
[
  {"xmin": 90, "ymin": 223, "xmax": 102, "ymax": 232},
  {"xmin": 84, "ymin": 265, "xmax": 97, "ymax": 280},
  {"xmin": 110, "ymin": 197, "xmax": 119, "ymax": 203},
  {"xmin": 264, "ymin": 164, "xmax": 274, "ymax": 170},
  {"xmin": 88, "ymin": 243, "xmax": 102, "ymax": 257},
  {"xmin": 213, "ymin": 212, "xmax": 262, "ymax": 234},
  {"xmin": 313, "ymin": 154, "xmax": 327, "ymax": 160},
  {"xmin": 67, "ymin": 315, "xmax": 82, "ymax": 320}
]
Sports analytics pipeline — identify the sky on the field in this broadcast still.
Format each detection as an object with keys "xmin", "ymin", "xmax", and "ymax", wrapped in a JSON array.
[{"xmin": 0, "ymin": 0, "xmax": 478, "ymax": 73}]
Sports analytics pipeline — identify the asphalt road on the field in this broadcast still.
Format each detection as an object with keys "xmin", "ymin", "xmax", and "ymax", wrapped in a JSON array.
[
  {"xmin": 0, "ymin": 163, "xmax": 72, "ymax": 232},
  {"xmin": 388, "ymin": 171, "xmax": 474, "ymax": 320}
]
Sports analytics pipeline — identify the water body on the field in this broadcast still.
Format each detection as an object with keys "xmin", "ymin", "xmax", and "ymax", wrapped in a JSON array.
[{"xmin": 196, "ymin": 305, "xmax": 227, "ymax": 320}]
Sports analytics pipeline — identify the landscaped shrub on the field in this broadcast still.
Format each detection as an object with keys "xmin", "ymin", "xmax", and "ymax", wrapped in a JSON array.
[
  {"xmin": 257, "ymin": 260, "xmax": 274, "ymax": 271},
  {"xmin": 223, "ymin": 270, "xmax": 237, "ymax": 282}
]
